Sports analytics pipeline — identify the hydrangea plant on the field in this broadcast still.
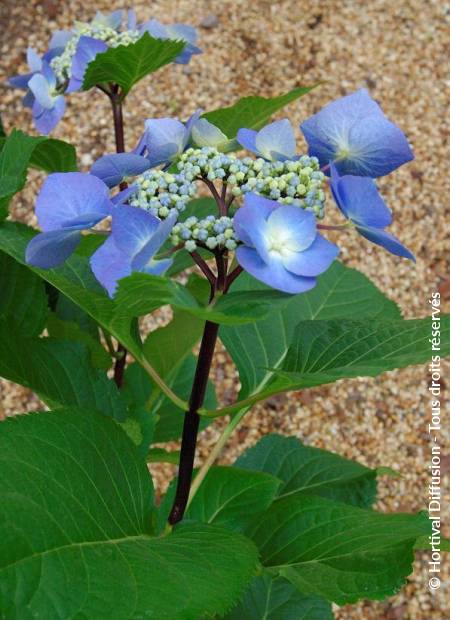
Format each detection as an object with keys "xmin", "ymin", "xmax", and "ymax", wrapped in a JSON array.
[{"xmin": 1, "ymin": 9, "xmax": 448, "ymax": 619}]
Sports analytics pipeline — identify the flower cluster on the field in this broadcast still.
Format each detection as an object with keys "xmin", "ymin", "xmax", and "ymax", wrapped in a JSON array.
[
  {"xmin": 8, "ymin": 10, "xmax": 201, "ymax": 134},
  {"xmin": 170, "ymin": 216, "xmax": 237, "ymax": 252},
  {"xmin": 177, "ymin": 148, "xmax": 326, "ymax": 217},
  {"xmin": 127, "ymin": 170, "xmax": 196, "ymax": 219},
  {"xmin": 26, "ymin": 89, "xmax": 416, "ymax": 296}
]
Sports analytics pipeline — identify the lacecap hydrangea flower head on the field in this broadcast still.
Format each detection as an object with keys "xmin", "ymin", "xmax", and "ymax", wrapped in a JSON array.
[
  {"xmin": 8, "ymin": 9, "xmax": 201, "ymax": 134},
  {"xmin": 26, "ymin": 88, "xmax": 415, "ymax": 296}
]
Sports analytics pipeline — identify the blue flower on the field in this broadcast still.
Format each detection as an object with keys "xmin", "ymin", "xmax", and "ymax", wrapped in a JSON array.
[
  {"xmin": 26, "ymin": 172, "xmax": 113, "ymax": 268},
  {"xmin": 66, "ymin": 36, "xmax": 108, "ymax": 93},
  {"xmin": 90, "ymin": 206, "xmax": 175, "ymax": 297},
  {"xmin": 139, "ymin": 19, "xmax": 201, "ymax": 64},
  {"xmin": 300, "ymin": 89, "xmax": 414, "ymax": 177},
  {"xmin": 134, "ymin": 110, "xmax": 201, "ymax": 167},
  {"xmin": 28, "ymin": 63, "xmax": 65, "ymax": 134},
  {"xmin": 329, "ymin": 164, "xmax": 415, "ymax": 260},
  {"xmin": 233, "ymin": 193, "xmax": 339, "ymax": 294},
  {"xmin": 9, "ymin": 47, "xmax": 62, "ymax": 109},
  {"xmin": 237, "ymin": 119, "xmax": 297, "ymax": 161}
]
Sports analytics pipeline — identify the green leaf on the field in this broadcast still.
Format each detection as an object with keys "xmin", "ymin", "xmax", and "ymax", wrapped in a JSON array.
[
  {"xmin": 247, "ymin": 494, "xmax": 430, "ymax": 605},
  {"xmin": 0, "ymin": 130, "xmax": 76, "ymax": 219},
  {"xmin": 222, "ymin": 573, "xmax": 333, "ymax": 620},
  {"xmin": 0, "ymin": 408, "xmax": 258, "ymax": 619},
  {"xmin": 203, "ymin": 86, "xmax": 318, "ymax": 141},
  {"xmin": 158, "ymin": 466, "xmax": 281, "ymax": 531},
  {"xmin": 83, "ymin": 33, "xmax": 185, "ymax": 96},
  {"xmin": 235, "ymin": 434, "xmax": 377, "ymax": 508},
  {"xmin": 270, "ymin": 317, "xmax": 450, "ymax": 391},
  {"xmin": 221, "ymin": 262, "xmax": 401, "ymax": 400},
  {"xmin": 0, "ymin": 251, "xmax": 48, "ymax": 336},
  {"xmin": 47, "ymin": 312, "xmax": 111, "ymax": 370},
  {"xmin": 0, "ymin": 318, "xmax": 126, "ymax": 420},
  {"xmin": 29, "ymin": 138, "xmax": 77, "ymax": 173}
]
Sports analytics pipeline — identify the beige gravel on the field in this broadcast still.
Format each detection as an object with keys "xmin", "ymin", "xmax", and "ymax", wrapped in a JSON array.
[{"xmin": 1, "ymin": 1, "xmax": 449, "ymax": 618}]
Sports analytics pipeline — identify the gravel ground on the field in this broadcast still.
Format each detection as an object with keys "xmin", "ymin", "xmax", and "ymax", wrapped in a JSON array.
[{"xmin": 0, "ymin": 1, "xmax": 449, "ymax": 618}]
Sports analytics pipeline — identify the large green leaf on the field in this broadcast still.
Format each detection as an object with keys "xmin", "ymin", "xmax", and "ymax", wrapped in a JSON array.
[
  {"xmin": 0, "ymin": 130, "xmax": 76, "ymax": 219},
  {"xmin": 83, "ymin": 33, "xmax": 185, "ymax": 96},
  {"xmin": 203, "ymin": 86, "xmax": 317, "ymax": 140},
  {"xmin": 158, "ymin": 466, "xmax": 281, "ymax": 531},
  {"xmin": 0, "ymin": 250, "xmax": 48, "ymax": 336},
  {"xmin": 222, "ymin": 573, "xmax": 333, "ymax": 620},
  {"xmin": 247, "ymin": 494, "xmax": 429, "ymax": 605},
  {"xmin": 236, "ymin": 434, "xmax": 377, "ymax": 508},
  {"xmin": 220, "ymin": 262, "xmax": 401, "ymax": 400},
  {"xmin": 0, "ymin": 408, "xmax": 258, "ymax": 619},
  {"xmin": 0, "ymin": 318, "xmax": 126, "ymax": 420},
  {"xmin": 270, "ymin": 316, "xmax": 450, "ymax": 390}
]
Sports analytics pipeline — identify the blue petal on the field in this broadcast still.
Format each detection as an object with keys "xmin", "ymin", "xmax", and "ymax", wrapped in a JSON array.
[
  {"xmin": 32, "ymin": 95, "xmax": 65, "ymax": 135},
  {"xmin": 25, "ymin": 229, "xmax": 82, "ymax": 268},
  {"xmin": 66, "ymin": 36, "xmax": 108, "ymax": 93},
  {"xmin": 174, "ymin": 43, "xmax": 202, "ymax": 65},
  {"xmin": 266, "ymin": 206, "xmax": 317, "ymax": 252},
  {"xmin": 28, "ymin": 73, "xmax": 54, "ymax": 109},
  {"xmin": 91, "ymin": 154, "xmax": 151, "ymax": 188},
  {"xmin": 300, "ymin": 89, "xmax": 413, "ymax": 176},
  {"xmin": 356, "ymin": 226, "xmax": 415, "ymax": 261},
  {"xmin": 22, "ymin": 90, "xmax": 35, "ymax": 108},
  {"xmin": 92, "ymin": 10, "xmax": 123, "ymax": 30},
  {"xmin": 27, "ymin": 48, "xmax": 42, "ymax": 72},
  {"xmin": 111, "ymin": 185, "xmax": 138, "ymax": 206},
  {"xmin": 9, "ymin": 73, "xmax": 33, "ymax": 89},
  {"xmin": 131, "ymin": 215, "xmax": 177, "ymax": 271},
  {"xmin": 36, "ymin": 172, "xmax": 111, "ymax": 231},
  {"xmin": 127, "ymin": 10, "xmax": 137, "ymax": 30},
  {"xmin": 236, "ymin": 246, "xmax": 317, "ymax": 294},
  {"xmin": 282, "ymin": 235, "xmax": 339, "ymax": 277},
  {"xmin": 168, "ymin": 23, "xmax": 198, "ymax": 45},
  {"xmin": 233, "ymin": 193, "xmax": 278, "ymax": 260},
  {"xmin": 139, "ymin": 19, "xmax": 168, "ymax": 39},
  {"xmin": 237, "ymin": 128, "xmax": 258, "ymax": 155},
  {"xmin": 90, "ymin": 235, "xmax": 131, "ymax": 298},
  {"xmin": 141, "ymin": 257, "xmax": 173, "ymax": 276},
  {"xmin": 49, "ymin": 30, "xmax": 73, "ymax": 50},
  {"xmin": 255, "ymin": 119, "xmax": 297, "ymax": 161},
  {"xmin": 144, "ymin": 118, "xmax": 188, "ymax": 167},
  {"xmin": 111, "ymin": 205, "xmax": 161, "ymax": 257}
]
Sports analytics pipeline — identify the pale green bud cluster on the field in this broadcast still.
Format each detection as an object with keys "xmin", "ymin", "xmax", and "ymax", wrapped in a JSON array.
[
  {"xmin": 50, "ymin": 24, "xmax": 140, "ymax": 85},
  {"xmin": 128, "ymin": 169, "xmax": 196, "ymax": 219},
  {"xmin": 177, "ymin": 147, "xmax": 326, "ymax": 218},
  {"xmin": 170, "ymin": 215, "xmax": 237, "ymax": 252}
]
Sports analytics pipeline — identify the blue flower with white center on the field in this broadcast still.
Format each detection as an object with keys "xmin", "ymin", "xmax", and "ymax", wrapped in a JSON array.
[
  {"xmin": 329, "ymin": 164, "xmax": 415, "ymax": 261},
  {"xmin": 28, "ymin": 63, "xmax": 65, "ymax": 134},
  {"xmin": 66, "ymin": 36, "xmax": 108, "ymax": 93},
  {"xmin": 90, "ymin": 206, "xmax": 175, "ymax": 297},
  {"xmin": 237, "ymin": 119, "xmax": 297, "ymax": 162},
  {"xmin": 25, "ymin": 172, "xmax": 114, "ymax": 269},
  {"xmin": 300, "ymin": 89, "xmax": 414, "ymax": 177},
  {"xmin": 234, "ymin": 193, "xmax": 339, "ymax": 294},
  {"xmin": 134, "ymin": 110, "xmax": 202, "ymax": 168},
  {"xmin": 139, "ymin": 19, "xmax": 201, "ymax": 64}
]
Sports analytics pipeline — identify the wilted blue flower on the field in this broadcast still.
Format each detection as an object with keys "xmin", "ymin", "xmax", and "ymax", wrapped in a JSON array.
[
  {"xmin": 134, "ymin": 110, "xmax": 201, "ymax": 167},
  {"xmin": 139, "ymin": 19, "xmax": 201, "ymax": 64},
  {"xmin": 28, "ymin": 63, "xmax": 66, "ymax": 134},
  {"xmin": 26, "ymin": 172, "xmax": 113, "ymax": 268},
  {"xmin": 66, "ymin": 36, "xmax": 108, "ymax": 93},
  {"xmin": 329, "ymin": 164, "xmax": 415, "ymax": 260},
  {"xmin": 300, "ymin": 89, "xmax": 414, "ymax": 177},
  {"xmin": 90, "ymin": 206, "xmax": 175, "ymax": 296},
  {"xmin": 233, "ymin": 193, "xmax": 338, "ymax": 293},
  {"xmin": 91, "ymin": 153, "xmax": 151, "ymax": 187},
  {"xmin": 237, "ymin": 119, "xmax": 297, "ymax": 162}
]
